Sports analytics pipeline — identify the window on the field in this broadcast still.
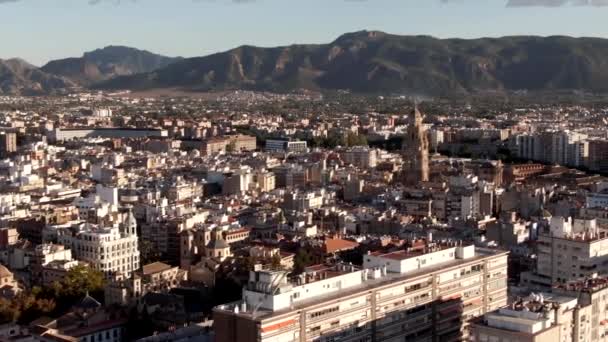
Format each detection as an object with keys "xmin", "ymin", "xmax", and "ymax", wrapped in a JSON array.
[{"xmin": 309, "ymin": 306, "xmax": 339, "ymax": 319}]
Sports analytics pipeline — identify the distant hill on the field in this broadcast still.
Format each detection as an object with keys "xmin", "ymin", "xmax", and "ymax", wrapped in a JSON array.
[
  {"xmin": 95, "ymin": 31, "xmax": 608, "ymax": 96},
  {"xmin": 41, "ymin": 46, "xmax": 182, "ymax": 86},
  {"xmin": 0, "ymin": 58, "xmax": 76, "ymax": 96}
]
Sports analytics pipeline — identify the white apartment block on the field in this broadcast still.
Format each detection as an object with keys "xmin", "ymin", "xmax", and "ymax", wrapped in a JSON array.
[
  {"xmin": 214, "ymin": 243, "xmax": 508, "ymax": 342},
  {"xmin": 471, "ymin": 294, "xmax": 579, "ymax": 342},
  {"xmin": 511, "ymin": 131, "xmax": 589, "ymax": 167},
  {"xmin": 50, "ymin": 128, "xmax": 168, "ymax": 142},
  {"xmin": 283, "ymin": 189, "xmax": 327, "ymax": 212},
  {"xmin": 93, "ymin": 108, "xmax": 112, "ymax": 118},
  {"xmin": 475, "ymin": 277, "xmax": 608, "ymax": 342},
  {"xmin": 58, "ymin": 212, "xmax": 140, "ymax": 278},
  {"xmin": 522, "ymin": 216, "xmax": 608, "ymax": 288},
  {"xmin": 553, "ymin": 277, "xmax": 608, "ymax": 342}
]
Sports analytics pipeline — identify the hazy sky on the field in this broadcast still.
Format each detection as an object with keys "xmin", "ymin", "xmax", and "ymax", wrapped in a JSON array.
[{"xmin": 1, "ymin": 0, "xmax": 607, "ymax": 65}]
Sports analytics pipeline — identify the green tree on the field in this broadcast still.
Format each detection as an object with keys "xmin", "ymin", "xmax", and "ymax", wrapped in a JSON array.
[
  {"xmin": 0, "ymin": 298, "xmax": 19, "ymax": 323},
  {"xmin": 226, "ymin": 140, "xmax": 237, "ymax": 153},
  {"xmin": 345, "ymin": 132, "xmax": 368, "ymax": 147},
  {"xmin": 293, "ymin": 249, "xmax": 312, "ymax": 275},
  {"xmin": 52, "ymin": 265, "xmax": 105, "ymax": 299},
  {"xmin": 270, "ymin": 254, "xmax": 282, "ymax": 270},
  {"xmin": 0, "ymin": 292, "xmax": 56, "ymax": 324},
  {"xmin": 310, "ymin": 136, "xmax": 325, "ymax": 148}
]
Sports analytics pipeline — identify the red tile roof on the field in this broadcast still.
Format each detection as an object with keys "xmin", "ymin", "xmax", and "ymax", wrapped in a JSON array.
[{"xmin": 324, "ymin": 238, "xmax": 359, "ymax": 254}]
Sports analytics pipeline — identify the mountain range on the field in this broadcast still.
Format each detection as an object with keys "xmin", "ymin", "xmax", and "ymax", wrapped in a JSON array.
[
  {"xmin": 0, "ymin": 58, "xmax": 76, "ymax": 96},
  {"xmin": 4, "ymin": 31, "xmax": 608, "ymax": 96},
  {"xmin": 0, "ymin": 46, "xmax": 181, "ymax": 96},
  {"xmin": 41, "ymin": 46, "xmax": 182, "ymax": 86}
]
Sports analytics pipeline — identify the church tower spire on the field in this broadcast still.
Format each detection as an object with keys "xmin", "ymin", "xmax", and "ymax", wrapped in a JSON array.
[{"xmin": 402, "ymin": 104, "xmax": 430, "ymax": 185}]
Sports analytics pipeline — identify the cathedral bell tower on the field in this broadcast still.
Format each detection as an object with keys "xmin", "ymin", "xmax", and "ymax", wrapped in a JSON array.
[{"xmin": 402, "ymin": 105, "xmax": 430, "ymax": 185}]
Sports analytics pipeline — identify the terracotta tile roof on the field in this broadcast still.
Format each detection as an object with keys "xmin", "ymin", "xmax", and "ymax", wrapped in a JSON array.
[{"xmin": 324, "ymin": 238, "xmax": 359, "ymax": 254}]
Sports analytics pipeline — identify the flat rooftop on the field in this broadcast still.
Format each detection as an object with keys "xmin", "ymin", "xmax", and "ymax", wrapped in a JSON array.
[
  {"xmin": 554, "ymin": 276, "xmax": 608, "ymax": 293},
  {"xmin": 370, "ymin": 245, "xmax": 450, "ymax": 261},
  {"xmin": 216, "ymin": 247, "xmax": 507, "ymax": 321}
]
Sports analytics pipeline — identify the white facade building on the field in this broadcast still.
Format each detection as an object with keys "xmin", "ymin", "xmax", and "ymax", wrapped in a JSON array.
[
  {"xmin": 215, "ymin": 243, "xmax": 508, "ymax": 342},
  {"xmin": 58, "ymin": 211, "xmax": 140, "ymax": 278},
  {"xmin": 93, "ymin": 108, "xmax": 113, "ymax": 118}
]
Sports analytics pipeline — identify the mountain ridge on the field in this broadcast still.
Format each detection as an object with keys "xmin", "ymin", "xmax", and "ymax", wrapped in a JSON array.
[
  {"xmin": 5, "ymin": 31, "xmax": 608, "ymax": 96},
  {"xmin": 0, "ymin": 58, "xmax": 77, "ymax": 96},
  {"xmin": 41, "ymin": 46, "xmax": 182, "ymax": 86},
  {"xmin": 95, "ymin": 31, "xmax": 608, "ymax": 96}
]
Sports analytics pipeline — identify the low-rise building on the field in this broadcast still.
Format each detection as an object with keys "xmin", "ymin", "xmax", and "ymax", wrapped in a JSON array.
[{"xmin": 265, "ymin": 139, "xmax": 307, "ymax": 154}]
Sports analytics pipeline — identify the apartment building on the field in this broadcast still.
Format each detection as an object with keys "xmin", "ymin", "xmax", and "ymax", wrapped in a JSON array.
[
  {"xmin": 214, "ymin": 242, "xmax": 508, "ymax": 342},
  {"xmin": 167, "ymin": 180, "xmax": 204, "ymax": 202},
  {"xmin": 283, "ymin": 189, "xmax": 327, "ymax": 212},
  {"xmin": 399, "ymin": 192, "xmax": 433, "ymax": 218},
  {"xmin": 58, "ymin": 212, "xmax": 140, "ymax": 278},
  {"xmin": 588, "ymin": 139, "xmax": 608, "ymax": 174},
  {"xmin": 254, "ymin": 170, "xmax": 276, "ymax": 192},
  {"xmin": 521, "ymin": 216, "xmax": 607, "ymax": 289},
  {"xmin": 0, "ymin": 131, "xmax": 17, "ymax": 158},
  {"xmin": 266, "ymin": 139, "xmax": 308, "ymax": 154},
  {"xmin": 473, "ymin": 276, "xmax": 608, "ymax": 342},
  {"xmin": 486, "ymin": 212, "xmax": 530, "ymax": 249},
  {"xmin": 470, "ymin": 294, "xmax": 578, "ymax": 342},
  {"xmin": 50, "ymin": 127, "xmax": 168, "ymax": 142},
  {"xmin": 29, "ymin": 243, "xmax": 73, "ymax": 282},
  {"xmin": 510, "ymin": 131, "xmax": 588, "ymax": 168},
  {"xmin": 553, "ymin": 276, "xmax": 608, "ymax": 342},
  {"xmin": 341, "ymin": 147, "xmax": 379, "ymax": 169},
  {"xmin": 223, "ymin": 169, "xmax": 254, "ymax": 195},
  {"xmin": 197, "ymin": 135, "xmax": 257, "ymax": 155}
]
